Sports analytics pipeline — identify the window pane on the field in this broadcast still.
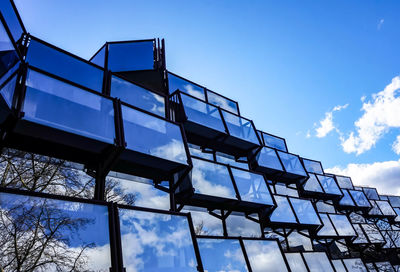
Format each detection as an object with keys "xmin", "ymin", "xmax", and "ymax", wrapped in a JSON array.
[
  {"xmin": 302, "ymin": 159, "xmax": 323, "ymax": 174},
  {"xmin": 349, "ymin": 190, "xmax": 370, "ymax": 207},
  {"xmin": 277, "ymin": 151, "xmax": 307, "ymax": 177},
  {"xmin": 388, "ymin": 196, "xmax": 400, "ymax": 208},
  {"xmin": 336, "ymin": 176, "xmax": 353, "ymax": 189},
  {"xmin": 303, "ymin": 252, "xmax": 334, "ymax": 272},
  {"xmin": 369, "ymin": 201, "xmax": 383, "ymax": 216},
  {"xmin": 26, "ymin": 39, "xmax": 104, "ymax": 92},
  {"xmin": 216, "ymin": 152, "xmax": 249, "ymax": 170},
  {"xmin": 197, "ymin": 238, "xmax": 247, "ymax": 272},
  {"xmin": 186, "ymin": 207, "xmax": 223, "ymax": 236},
  {"xmin": 375, "ymin": 262, "xmax": 394, "ymax": 272},
  {"xmin": 168, "ymin": 73, "xmax": 205, "ymax": 100},
  {"xmin": 287, "ymin": 230, "xmax": 313, "ymax": 251},
  {"xmin": 0, "ymin": 20, "xmax": 19, "ymax": 77},
  {"xmin": 255, "ymin": 147, "xmax": 283, "ymax": 172},
  {"xmin": 91, "ymin": 45, "xmax": 105, "ymax": 67},
  {"xmin": 111, "ymin": 75, "xmax": 165, "ymax": 117},
  {"xmin": 290, "ymin": 198, "xmax": 320, "ymax": 225},
  {"xmin": 303, "ymin": 174, "xmax": 324, "ymax": 193},
  {"xmin": 270, "ymin": 195, "xmax": 297, "ymax": 223},
  {"xmin": 231, "ymin": 168, "xmax": 273, "ymax": 205},
  {"xmin": 318, "ymin": 214, "xmax": 337, "ymax": 236},
  {"xmin": 353, "ymin": 224, "xmax": 368, "ymax": 243},
  {"xmin": 262, "ymin": 133, "xmax": 287, "ymax": 152},
  {"xmin": 108, "ymin": 41, "xmax": 154, "ymax": 71},
  {"xmin": 332, "ymin": 260, "xmax": 347, "ymax": 272},
  {"xmin": 285, "ymin": 253, "xmax": 307, "ymax": 272},
  {"xmin": 363, "ymin": 188, "xmax": 379, "ymax": 200},
  {"xmin": 122, "ymin": 105, "xmax": 187, "ymax": 165},
  {"xmin": 317, "ymin": 175, "xmax": 342, "ymax": 195},
  {"xmin": 119, "ymin": 208, "xmax": 198, "ymax": 272},
  {"xmin": 226, "ymin": 213, "xmax": 261, "ymax": 237},
  {"xmin": 275, "ymin": 183, "xmax": 299, "ymax": 197},
  {"xmin": 0, "ymin": 192, "xmax": 111, "ymax": 271},
  {"xmin": 0, "ymin": 72, "xmax": 16, "ymax": 108},
  {"xmin": 0, "ymin": 0, "xmax": 24, "ymax": 42},
  {"xmin": 362, "ymin": 224, "xmax": 385, "ymax": 243},
  {"xmin": 207, "ymin": 90, "xmax": 238, "ymax": 114},
  {"xmin": 330, "ymin": 214, "xmax": 356, "ymax": 236},
  {"xmin": 23, "ymin": 69, "xmax": 115, "ymax": 144},
  {"xmin": 343, "ymin": 258, "xmax": 368, "ymax": 272},
  {"xmin": 316, "ymin": 201, "xmax": 336, "ymax": 213},
  {"xmin": 339, "ymin": 190, "xmax": 355, "ymax": 206},
  {"xmin": 221, "ymin": 110, "xmax": 259, "ymax": 145},
  {"xmin": 376, "ymin": 200, "xmax": 396, "ymax": 216}
]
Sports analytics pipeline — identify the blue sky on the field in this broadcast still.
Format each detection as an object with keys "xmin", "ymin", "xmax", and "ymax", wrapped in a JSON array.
[{"xmin": 15, "ymin": 0, "xmax": 400, "ymax": 194}]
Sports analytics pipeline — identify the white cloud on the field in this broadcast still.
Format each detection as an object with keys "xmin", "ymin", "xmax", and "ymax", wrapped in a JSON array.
[
  {"xmin": 378, "ymin": 18, "xmax": 384, "ymax": 30},
  {"xmin": 340, "ymin": 76, "xmax": 400, "ymax": 155},
  {"xmin": 326, "ymin": 159, "xmax": 400, "ymax": 195},
  {"xmin": 315, "ymin": 104, "xmax": 348, "ymax": 138},
  {"xmin": 392, "ymin": 135, "xmax": 400, "ymax": 155}
]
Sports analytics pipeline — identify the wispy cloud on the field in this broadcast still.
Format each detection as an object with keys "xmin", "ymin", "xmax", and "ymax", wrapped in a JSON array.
[
  {"xmin": 377, "ymin": 18, "xmax": 384, "ymax": 30},
  {"xmin": 315, "ymin": 104, "xmax": 349, "ymax": 138}
]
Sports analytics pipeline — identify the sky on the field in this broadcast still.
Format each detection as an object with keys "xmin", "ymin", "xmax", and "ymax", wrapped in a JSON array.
[{"xmin": 14, "ymin": 0, "xmax": 400, "ymax": 195}]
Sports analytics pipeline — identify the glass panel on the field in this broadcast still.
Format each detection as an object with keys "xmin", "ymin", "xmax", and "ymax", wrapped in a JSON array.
[
  {"xmin": 0, "ymin": 0, "xmax": 24, "ymax": 42},
  {"xmin": 216, "ymin": 152, "xmax": 249, "ymax": 170},
  {"xmin": 90, "ymin": 45, "xmax": 105, "ymax": 67},
  {"xmin": 388, "ymin": 196, "xmax": 400, "ymax": 208},
  {"xmin": 375, "ymin": 262, "xmax": 394, "ymax": 272},
  {"xmin": 262, "ymin": 133, "xmax": 287, "ymax": 152},
  {"xmin": 191, "ymin": 158, "xmax": 237, "ymax": 199},
  {"xmin": 349, "ymin": 212, "xmax": 365, "ymax": 223},
  {"xmin": 290, "ymin": 198, "xmax": 320, "ymax": 225},
  {"xmin": 349, "ymin": 190, "xmax": 370, "ymax": 208},
  {"xmin": 376, "ymin": 200, "xmax": 396, "ymax": 216},
  {"xmin": 366, "ymin": 263, "xmax": 377, "ymax": 272},
  {"xmin": 369, "ymin": 201, "xmax": 383, "ymax": 216},
  {"xmin": 226, "ymin": 213, "xmax": 261, "ymax": 237},
  {"xmin": 380, "ymin": 195, "xmax": 388, "ymax": 200},
  {"xmin": 108, "ymin": 41, "xmax": 154, "ymax": 71},
  {"xmin": 303, "ymin": 252, "xmax": 334, "ymax": 272},
  {"xmin": 288, "ymin": 230, "xmax": 313, "ymax": 251},
  {"xmin": 336, "ymin": 176, "xmax": 353, "ymax": 189},
  {"xmin": 0, "ymin": 192, "xmax": 111, "ymax": 271},
  {"xmin": 353, "ymin": 224, "xmax": 368, "ymax": 243},
  {"xmin": 255, "ymin": 147, "xmax": 283, "ymax": 171},
  {"xmin": 186, "ymin": 207, "xmax": 223, "ymax": 236},
  {"xmin": 339, "ymin": 190, "xmax": 355, "ymax": 206},
  {"xmin": 243, "ymin": 239, "xmax": 288, "ymax": 272},
  {"xmin": 122, "ymin": 105, "xmax": 187, "ymax": 165},
  {"xmin": 277, "ymin": 151, "xmax": 307, "ymax": 177},
  {"xmin": 363, "ymin": 188, "xmax": 379, "ymax": 200},
  {"xmin": 0, "ymin": 72, "xmax": 16, "ymax": 107},
  {"xmin": 332, "ymin": 260, "xmax": 347, "ymax": 272},
  {"xmin": 317, "ymin": 175, "xmax": 342, "ymax": 195},
  {"xmin": 316, "ymin": 201, "xmax": 336, "ymax": 213},
  {"xmin": 270, "ymin": 195, "xmax": 297, "ymax": 223},
  {"xmin": 197, "ymin": 238, "xmax": 247, "ymax": 272},
  {"xmin": 330, "ymin": 214, "xmax": 356, "ymax": 236},
  {"xmin": 23, "ymin": 69, "xmax": 115, "ymax": 143},
  {"xmin": 362, "ymin": 224, "xmax": 385, "ymax": 243},
  {"xmin": 168, "ymin": 73, "xmax": 205, "ymax": 100},
  {"xmin": 275, "ymin": 183, "xmax": 299, "ymax": 197},
  {"xmin": 207, "ymin": 90, "xmax": 238, "ymax": 114},
  {"xmin": 387, "ymin": 231, "xmax": 400, "ymax": 247},
  {"xmin": 394, "ymin": 208, "xmax": 400, "ymax": 222},
  {"xmin": 303, "ymin": 174, "xmax": 324, "ymax": 193},
  {"xmin": 26, "ymin": 39, "xmax": 104, "ymax": 92},
  {"xmin": 303, "ymin": 159, "xmax": 323, "ymax": 174},
  {"xmin": 111, "ymin": 75, "xmax": 165, "ymax": 117},
  {"xmin": 0, "ymin": 20, "xmax": 19, "ymax": 78},
  {"xmin": 231, "ymin": 168, "xmax": 273, "ymax": 205},
  {"xmin": 343, "ymin": 258, "xmax": 368, "ymax": 272},
  {"xmin": 285, "ymin": 253, "xmax": 307, "ymax": 272},
  {"xmin": 119, "ymin": 208, "xmax": 198, "ymax": 272},
  {"xmin": 318, "ymin": 214, "xmax": 337, "ymax": 236},
  {"xmin": 221, "ymin": 110, "xmax": 259, "ymax": 145},
  {"xmin": 180, "ymin": 93, "xmax": 226, "ymax": 133}
]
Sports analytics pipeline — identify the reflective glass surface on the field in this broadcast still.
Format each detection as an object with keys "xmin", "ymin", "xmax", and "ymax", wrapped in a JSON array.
[
  {"xmin": 376, "ymin": 200, "xmax": 396, "ymax": 216},
  {"xmin": 191, "ymin": 158, "xmax": 237, "ymax": 199},
  {"xmin": 339, "ymin": 190, "xmax": 355, "ymax": 206},
  {"xmin": 111, "ymin": 75, "xmax": 165, "ymax": 117},
  {"xmin": 262, "ymin": 133, "xmax": 287, "ymax": 152},
  {"xmin": 270, "ymin": 196, "xmax": 297, "ymax": 223},
  {"xmin": 303, "ymin": 252, "xmax": 334, "ymax": 272},
  {"xmin": 388, "ymin": 196, "xmax": 400, "ymax": 208},
  {"xmin": 243, "ymin": 240, "xmax": 288, "ymax": 272},
  {"xmin": 198, "ymin": 238, "xmax": 247, "ymax": 272},
  {"xmin": 349, "ymin": 190, "xmax": 370, "ymax": 208},
  {"xmin": 216, "ymin": 153, "xmax": 249, "ymax": 170},
  {"xmin": 317, "ymin": 175, "xmax": 342, "ymax": 195},
  {"xmin": 122, "ymin": 105, "xmax": 187, "ymax": 164},
  {"xmin": 231, "ymin": 168, "xmax": 273, "ymax": 205},
  {"xmin": 369, "ymin": 201, "xmax": 383, "ymax": 216},
  {"xmin": 221, "ymin": 110, "xmax": 259, "ymax": 145},
  {"xmin": 303, "ymin": 159, "xmax": 323, "ymax": 174},
  {"xmin": 353, "ymin": 224, "xmax": 368, "ymax": 244},
  {"xmin": 90, "ymin": 45, "xmax": 105, "ymax": 67},
  {"xmin": 186, "ymin": 207, "xmax": 223, "ymax": 236},
  {"xmin": 108, "ymin": 41, "xmax": 154, "ymax": 71},
  {"xmin": 0, "ymin": 0, "xmax": 24, "ymax": 42},
  {"xmin": 168, "ymin": 73, "xmax": 205, "ymax": 100},
  {"xmin": 330, "ymin": 214, "xmax": 356, "ymax": 236},
  {"xmin": 316, "ymin": 201, "xmax": 336, "ymax": 213},
  {"xmin": 226, "ymin": 213, "xmax": 261, "ymax": 237},
  {"xmin": 207, "ymin": 90, "xmax": 239, "ymax": 114},
  {"xmin": 285, "ymin": 253, "xmax": 307, "ymax": 272},
  {"xmin": 119, "ymin": 209, "xmax": 198, "ymax": 272},
  {"xmin": 0, "ymin": 72, "xmax": 16, "ymax": 107},
  {"xmin": 362, "ymin": 224, "xmax": 385, "ymax": 243},
  {"xmin": 343, "ymin": 258, "xmax": 368, "ymax": 272},
  {"xmin": 255, "ymin": 147, "xmax": 283, "ymax": 172},
  {"xmin": 0, "ymin": 21, "xmax": 19, "ymax": 79},
  {"xmin": 0, "ymin": 192, "xmax": 111, "ymax": 271},
  {"xmin": 290, "ymin": 198, "xmax": 321, "ymax": 225},
  {"xmin": 363, "ymin": 188, "xmax": 379, "ymax": 200},
  {"xmin": 332, "ymin": 260, "xmax": 347, "ymax": 272},
  {"xmin": 26, "ymin": 39, "xmax": 104, "ymax": 92},
  {"xmin": 180, "ymin": 93, "xmax": 226, "ymax": 133},
  {"xmin": 275, "ymin": 183, "xmax": 299, "ymax": 197},
  {"xmin": 303, "ymin": 174, "xmax": 324, "ymax": 193},
  {"xmin": 23, "ymin": 69, "xmax": 115, "ymax": 143},
  {"xmin": 375, "ymin": 262, "xmax": 394, "ymax": 272},
  {"xmin": 288, "ymin": 230, "xmax": 313, "ymax": 251},
  {"xmin": 318, "ymin": 213, "xmax": 337, "ymax": 236},
  {"xmin": 336, "ymin": 176, "xmax": 353, "ymax": 189},
  {"xmin": 277, "ymin": 151, "xmax": 307, "ymax": 177}
]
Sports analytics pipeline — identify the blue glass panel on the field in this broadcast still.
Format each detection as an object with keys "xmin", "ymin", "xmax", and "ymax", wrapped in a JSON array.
[
  {"xmin": 290, "ymin": 198, "xmax": 320, "ymax": 225},
  {"xmin": 317, "ymin": 175, "xmax": 342, "ymax": 195},
  {"xmin": 111, "ymin": 75, "xmax": 165, "ymax": 117},
  {"xmin": 168, "ymin": 73, "xmax": 205, "ymax": 100},
  {"xmin": 216, "ymin": 153, "xmax": 249, "ymax": 170},
  {"xmin": 119, "ymin": 209, "xmax": 198, "ymax": 272},
  {"xmin": 26, "ymin": 39, "xmax": 104, "ymax": 92},
  {"xmin": 330, "ymin": 214, "xmax": 356, "ymax": 236},
  {"xmin": 303, "ymin": 174, "xmax": 323, "ymax": 193},
  {"xmin": 353, "ymin": 224, "xmax": 368, "ymax": 243},
  {"xmin": 23, "ymin": 69, "xmax": 115, "ymax": 143},
  {"xmin": 206, "ymin": 91, "xmax": 238, "ymax": 114},
  {"xmin": 270, "ymin": 195, "xmax": 297, "ymax": 223},
  {"xmin": 243, "ymin": 240, "xmax": 288, "ymax": 272},
  {"xmin": 336, "ymin": 176, "xmax": 353, "ymax": 189},
  {"xmin": 0, "ymin": 192, "xmax": 111, "ymax": 271},
  {"xmin": 186, "ymin": 207, "xmax": 223, "ymax": 236},
  {"xmin": 262, "ymin": 133, "xmax": 287, "ymax": 151},
  {"xmin": 108, "ymin": 41, "xmax": 154, "ymax": 71},
  {"xmin": 339, "ymin": 190, "xmax": 355, "ymax": 206},
  {"xmin": 255, "ymin": 147, "xmax": 283, "ymax": 172},
  {"xmin": 90, "ymin": 45, "xmax": 105, "ymax": 67},
  {"xmin": 0, "ymin": 20, "xmax": 19, "ymax": 77},
  {"xmin": 332, "ymin": 260, "xmax": 347, "ymax": 272},
  {"xmin": 277, "ymin": 151, "xmax": 307, "ymax": 176},
  {"xmin": 302, "ymin": 159, "xmax": 323, "ymax": 174},
  {"xmin": 361, "ymin": 224, "xmax": 385, "ymax": 243},
  {"xmin": 121, "ymin": 105, "xmax": 187, "ymax": 165},
  {"xmin": 303, "ymin": 252, "xmax": 334, "ymax": 272},
  {"xmin": 285, "ymin": 253, "xmax": 308, "ymax": 272},
  {"xmin": 343, "ymin": 258, "xmax": 368, "ymax": 272},
  {"xmin": 369, "ymin": 201, "xmax": 383, "ymax": 216},
  {"xmin": 349, "ymin": 190, "xmax": 370, "ymax": 208},
  {"xmin": 318, "ymin": 214, "xmax": 336, "ymax": 236},
  {"xmin": 231, "ymin": 168, "xmax": 273, "ymax": 205},
  {"xmin": 191, "ymin": 158, "xmax": 237, "ymax": 199},
  {"xmin": 198, "ymin": 239, "xmax": 247, "ymax": 272},
  {"xmin": 180, "ymin": 93, "xmax": 226, "ymax": 133},
  {"xmin": 0, "ymin": 72, "xmax": 16, "ymax": 107},
  {"xmin": 0, "ymin": 0, "xmax": 24, "ymax": 42},
  {"xmin": 363, "ymin": 188, "xmax": 379, "ymax": 200},
  {"xmin": 388, "ymin": 196, "xmax": 400, "ymax": 208},
  {"xmin": 376, "ymin": 200, "xmax": 396, "ymax": 216},
  {"xmin": 275, "ymin": 183, "xmax": 299, "ymax": 197},
  {"xmin": 221, "ymin": 110, "xmax": 259, "ymax": 145},
  {"xmin": 287, "ymin": 230, "xmax": 313, "ymax": 251},
  {"xmin": 226, "ymin": 213, "xmax": 261, "ymax": 237}
]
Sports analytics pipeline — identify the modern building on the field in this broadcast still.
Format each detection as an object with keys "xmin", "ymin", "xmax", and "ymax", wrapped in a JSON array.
[{"xmin": 0, "ymin": 1, "xmax": 399, "ymax": 271}]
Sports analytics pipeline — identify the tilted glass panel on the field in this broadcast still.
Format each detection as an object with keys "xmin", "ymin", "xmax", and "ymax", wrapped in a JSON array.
[
  {"xmin": 108, "ymin": 41, "xmax": 154, "ymax": 71},
  {"xmin": 336, "ymin": 176, "xmax": 353, "ymax": 189},
  {"xmin": 111, "ymin": 75, "xmax": 165, "ymax": 117},
  {"xmin": 255, "ymin": 147, "xmax": 283, "ymax": 172},
  {"xmin": 243, "ymin": 239, "xmax": 288, "ymax": 272},
  {"xmin": 216, "ymin": 153, "xmax": 249, "ymax": 170},
  {"xmin": 197, "ymin": 238, "xmax": 247, "ymax": 272},
  {"xmin": 275, "ymin": 183, "xmax": 299, "ymax": 197},
  {"xmin": 0, "ymin": 20, "xmax": 19, "ymax": 78},
  {"xmin": 168, "ymin": 73, "xmax": 205, "ymax": 100},
  {"xmin": 188, "ymin": 144, "xmax": 214, "ymax": 161},
  {"xmin": 23, "ymin": 69, "xmax": 115, "ymax": 143},
  {"xmin": 349, "ymin": 190, "xmax": 370, "ymax": 208},
  {"xmin": 0, "ymin": 72, "xmax": 16, "ymax": 108},
  {"xmin": 339, "ymin": 190, "xmax": 355, "ymax": 206},
  {"xmin": 90, "ymin": 45, "xmax": 105, "ymax": 67},
  {"xmin": 387, "ymin": 230, "xmax": 400, "ymax": 247},
  {"xmin": 316, "ymin": 201, "xmax": 336, "ymax": 213},
  {"xmin": 369, "ymin": 201, "xmax": 383, "ymax": 216},
  {"xmin": 0, "ymin": 0, "xmax": 24, "ymax": 42},
  {"xmin": 375, "ymin": 262, "xmax": 395, "ymax": 272},
  {"xmin": 231, "ymin": 168, "xmax": 273, "ymax": 205},
  {"xmin": 122, "ymin": 105, "xmax": 187, "ymax": 165},
  {"xmin": 0, "ymin": 192, "xmax": 111, "ymax": 271},
  {"xmin": 26, "ymin": 39, "xmax": 104, "ymax": 92},
  {"xmin": 363, "ymin": 188, "xmax": 379, "ymax": 200},
  {"xmin": 332, "ymin": 260, "xmax": 347, "ymax": 272},
  {"xmin": 380, "ymin": 195, "xmax": 388, "ymax": 200},
  {"xmin": 290, "ymin": 198, "xmax": 321, "ymax": 225},
  {"xmin": 226, "ymin": 213, "xmax": 261, "ymax": 237},
  {"xmin": 365, "ymin": 263, "xmax": 377, "ymax": 272},
  {"xmin": 317, "ymin": 175, "xmax": 342, "ymax": 195},
  {"xmin": 221, "ymin": 110, "xmax": 259, "ymax": 145},
  {"xmin": 361, "ymin": 224, "xmax": 385, "ymax": 243},
  {"xmin": 206, "ymin": 90, "xmax": 238, "ymax": 114},
  {"xmin": 303, "ymin": 252, "xmax": 334, "ymax": 272},
  {"xmin": 185, "ymin": 207, "xmax": 223, "ymax": 236},
  {"xmin": 288, "ymin": 230, "xmax": 313, "ymax": 251},
  {"xmin": 270, "ymin": 195, "xmax": 297, "ymax": 223},
  {"xmin": 376, "ymin": 200, "xmax": 396, "ymax": 216},
  {"xmin": 343, "ymin": 258, "xmax": 368, "ymax": 272},
  {"xmin": 285, "ymin": 253, "xmax": 307, "ymax": 272},
  {"xmin": 303, "ymin": 174, "xmax": 324, "ymax": 193},
  {"xmin": 388, "ymin": 196, "xmax": 400, "ymax": 208},
  {"xmin": 353, "ymin": 224, "xmax": 368, "ymax": 244},
  {"xmin": 180, "ymin": 93, "xmax": 226, "ymax": 133},
  {"xmin": 318, "ymin": 214, "xmax": 337, "ymax": 236},
  {"xmin": 277, "ymin": 151, "xmax": 307, "ymax": 177},
  {"xmin": 329, "ymin": 214, "xmax": 356, "ymax": 236},
  {"xmin": 349, "ymin": 212, "xmax": 365, "ymax": 223},
  {"xmin": 303, "ymin": 159, "xmax": 323, "ymax": 174},
  {"xmin": 262, "ymin": 133, "xmax": 287, "ymax": 152},
  {"xmin": 394, "ymin": 208, "xmax": 400, "ymax": 222},
  {"xmin": 191, "ymin": 158, "xmax": 237, "ymax": 199},
  {"xmin": 119, "ymin": 209, "xmax": 198, "ymax": 272}
]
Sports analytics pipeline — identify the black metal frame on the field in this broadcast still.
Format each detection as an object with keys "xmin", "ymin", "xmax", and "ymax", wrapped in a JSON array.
[
  {"xmin": 257, "ymin": 129, "xmax": 289, "ymax": 152},
  {"xmin": 316, "ymin": 212, "xmax": 358, "ymax": 241}
]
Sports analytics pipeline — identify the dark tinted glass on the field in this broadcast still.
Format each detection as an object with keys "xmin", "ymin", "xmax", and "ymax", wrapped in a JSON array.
[
  {"xmin": 303, "ymin": 159, "xmax": 323, "ymax": 174},
  {"xmin": 262, "ymin": 133, "xmax": 287, "ymax": 151},
  {"xmin": 277, "ymin": 151, "xmax": 307, "ymax": 177},
  {"xmin": 256, "ymin": 147, "xmax": 283, "ymax": 171},
  {"xmin": 0, "ymin": 20, "xmax": 19, "ymax": 77},
  {"xmin": 0, "ymin": 72, "xmax": 16, "ymax": 107},
  {"xmin": 108, "ymin": 41, "xmax": 154, "ymax": 71},
  {"xmin": 0, "ymin": 0, "xmax": 24, "ymax": 42},
  {"xmin": 290, "ymin": 198, "xmax": 321, "ymax": 225},
  {"xmin": 207, "ymin": 90, "xmax": 239, "ymax": 114},
  {"xmin": 221, "ymin": 110, "xmax": 259, "ymax": 145},
  {"xmin": 168, "ymin": 73, "xmax": 205, "ymax": 100}
]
